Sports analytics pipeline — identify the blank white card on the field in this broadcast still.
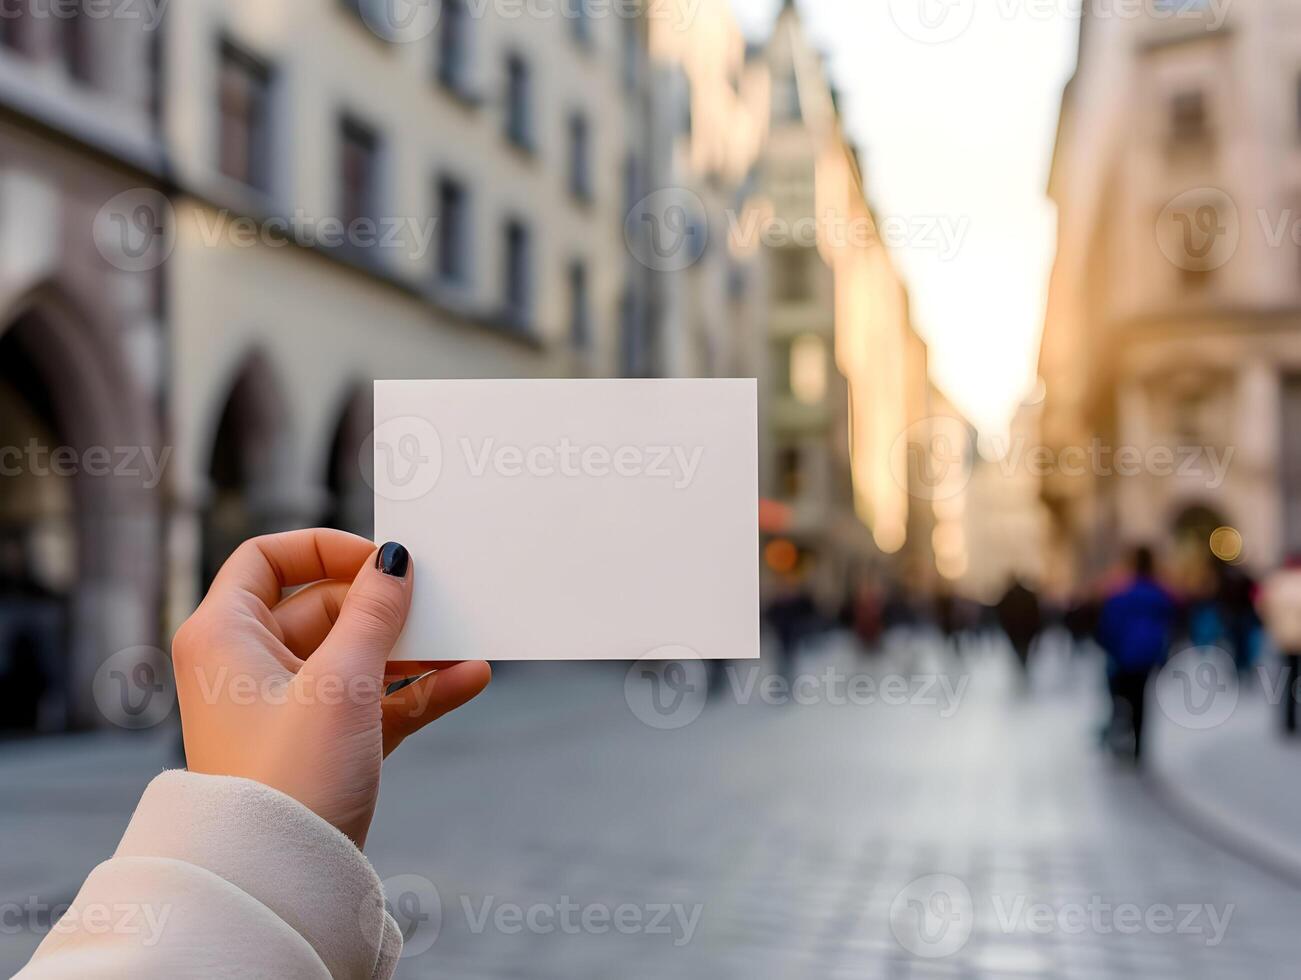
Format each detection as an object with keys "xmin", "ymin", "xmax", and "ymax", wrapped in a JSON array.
[{"xmin": 373, "ymin": 379, "xmax": 759, "ymax": 661}]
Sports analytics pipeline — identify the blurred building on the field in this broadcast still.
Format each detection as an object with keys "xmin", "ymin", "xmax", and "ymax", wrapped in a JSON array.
[
  {"xmin": 1041, "ymin": 2, "xmax": 1301, "ymax": 584},
  {"xmin": 161, "ymin": 0, "xmax": 655, "ymax": 626},
  {"xmin": 0, "ymin": 8, "xmax": 166, "ymax": 729},
  {"xmin": 0, "ymin": 0, "xmax": 941, "ymax": 733},
  {"xmin": 747, "ymin": 0, "xmax": 931, "ymax": 606}
]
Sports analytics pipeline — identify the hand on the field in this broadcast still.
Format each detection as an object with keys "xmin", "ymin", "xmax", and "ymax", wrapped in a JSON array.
[{"xmin": 172, "ymin": 528, "xmax": 491, "ymax": 847}]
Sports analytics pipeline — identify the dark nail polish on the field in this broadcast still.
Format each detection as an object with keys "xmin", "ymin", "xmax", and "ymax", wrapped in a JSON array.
[{"xmin": 377, "ymin": 542, "xmax": 409, "ymax": 578}]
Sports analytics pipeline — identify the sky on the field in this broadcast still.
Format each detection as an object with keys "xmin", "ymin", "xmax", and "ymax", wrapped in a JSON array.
[{"xmin": 729, "ymin": 0, "xmax": 1080, "ymax": 435}]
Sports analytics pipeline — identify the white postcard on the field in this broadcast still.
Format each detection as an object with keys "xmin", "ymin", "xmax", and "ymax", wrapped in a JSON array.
[{"xmin": 373, "ymin": 379, "xmax": 759, "ymax": 661}]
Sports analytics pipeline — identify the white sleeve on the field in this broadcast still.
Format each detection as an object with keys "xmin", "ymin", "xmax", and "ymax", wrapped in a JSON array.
[{"xmin": 16, "ymin": 771, "xmax": 403, "ymax": 980}]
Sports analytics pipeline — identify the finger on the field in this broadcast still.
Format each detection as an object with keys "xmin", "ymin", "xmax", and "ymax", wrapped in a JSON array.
[
  {"xmin": 307, "ymin": 542, "xmax": 413, "ymax": 685},
  {"xmin": 382, "ymin": 661, "xmax": 492, "ymax": 757},
  {"xmin": 205, "ymin": 529, "xmax": 376, "ymax": 615},
  {"xmin": 271, "ymin": 580, "xmax": 351, "ymax": 659}
]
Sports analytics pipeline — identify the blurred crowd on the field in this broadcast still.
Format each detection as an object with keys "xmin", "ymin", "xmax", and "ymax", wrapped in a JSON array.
[{"xmin": 760, "ymin": 543, "xmax": 1301, "ymax": 765}]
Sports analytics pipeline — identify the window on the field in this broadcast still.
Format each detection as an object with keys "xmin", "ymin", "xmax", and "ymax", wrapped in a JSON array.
[
  {"xmin": 571, "ymin": 0, "xmax": 591, "ymax": 45},
  {"xmin": 0, "ymin": 7, "xmax": 32, "ymax": 54},
  {"xmin": 59, "ymin": 8, "xmax": 94, "ymax": 84},
  {"xmin": 1170, "ymin": 90, "xmax": 1208, "ymax": 144},
  {"xmin": 774, "ymin": 248, "xmax": 814, "ymax": 302},
  {"xmin": 339, "ymin": 115, "xmax": 379, "ymax": 229},
  {"xmin": 777, "ymin": 446, "xmax": 803, "ymax": 498},
  {"xmin": 775, "ymin": 70, "xmax": 801, "ymax": 123},
  {"xmin": 621, "ymin": 15, "xmax": 640, "ymax": 92},
  {"xmin": 568, "ymin": 113, "xmax": 592, "ymax": 201},
  {"xmin": 622, "ymin": 153, "xmax": 639, "ymax": 221},
  {"xmin": 503, "ymin": 219, "xmax": 531, "ymax": 327},
  {"xmin": 437, "ymin": 0, "xmax": 468, "ymax": 92},
  {"xmin": 436, "ymin": 176, "xmax": 470, "ymax": 285},
  {"xmin": 568, "ymin": 261, "xmax": 590, "ymax": 349},
  {"xmin": 218, "ymin": 42, "xmax": 273, "ymax": 193},
  {"xmin": 505, "ymin": 54, "xmax": 533, "ymax": 151}
]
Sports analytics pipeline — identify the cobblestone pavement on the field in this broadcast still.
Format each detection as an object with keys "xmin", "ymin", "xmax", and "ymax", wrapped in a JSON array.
[{"xmin": 3, "ymin": 635, "xmax": 1301, "ymax": 978}]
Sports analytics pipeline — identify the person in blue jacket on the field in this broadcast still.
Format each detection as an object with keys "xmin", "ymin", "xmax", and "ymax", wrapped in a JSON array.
[{"xmin": 1096, "ymin": 546, "xmax": 1180, "ymax": 763}]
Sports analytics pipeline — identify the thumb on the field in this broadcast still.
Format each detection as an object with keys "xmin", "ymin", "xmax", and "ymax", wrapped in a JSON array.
[{"xmin": 308, "ymin": 542, "xmax": 412, "ymax": 685}]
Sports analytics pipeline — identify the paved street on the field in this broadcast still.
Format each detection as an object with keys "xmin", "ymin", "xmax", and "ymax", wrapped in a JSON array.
[{"xmin": 4, "ymin": 636, "xmax": 1301, "ymax": 978}]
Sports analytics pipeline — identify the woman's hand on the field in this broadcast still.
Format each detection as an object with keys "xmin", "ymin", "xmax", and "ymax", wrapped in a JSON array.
[{"xmin": 171, "ymin": 528, "xmax": 491, "ymax": 847}]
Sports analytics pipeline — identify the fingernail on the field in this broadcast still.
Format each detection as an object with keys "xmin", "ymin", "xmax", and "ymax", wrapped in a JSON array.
[{"xmin": 376, "ymin": 542, "xmax": 410, "ymax": 578}]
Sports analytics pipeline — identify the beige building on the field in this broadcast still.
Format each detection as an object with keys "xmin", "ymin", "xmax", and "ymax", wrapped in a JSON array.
[
  {"xmin": 1041, "ymin": 0, "xmax": 1301, "ymax": 583},
  {"xmin": 160, "ymin": 0, "xmax": 652, "ymax": 626}
]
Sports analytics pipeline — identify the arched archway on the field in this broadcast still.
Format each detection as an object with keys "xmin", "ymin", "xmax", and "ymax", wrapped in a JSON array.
[
  {"xmin": 322, "ymin": 384, "xmax": 373, "ymax": 538},
  {"xmin": 201, "ymin": 351, "xmax": 295, "ymax": 589},
  {"xmin": 0, "ymin": 287, "xmax": 161, "ymax": 731}
]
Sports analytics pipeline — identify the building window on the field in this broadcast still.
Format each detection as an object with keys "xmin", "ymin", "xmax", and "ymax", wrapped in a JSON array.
[
  {"xmin": 437, "ymin": 0, "xmax": 468, "ymax": 92},
  {"xmin": 339, "ymin": 115, "xmax": 380, "ymax": 229},
  {"xmin": 1170, "ymin": 90, "xmax": 1208, "ymax": 144},
  {"xmin": 505, "ymin": 54, "xmax": 533, "ymax": 151},
  {"xmin": 59, "ymin": 8, "xmax": 94, "ymax": 84},
  {"xmin": 436, "ymin": 176, "xmax": 470, "ymax": 285},
  {"xmin": 774, "ymin": 248, "xmax": 814, "ymax": 302},
  {"xmin": 503, "ymin": 219, "xmax": 531, "ymax": 327},
  {"xmin": 777, "ymin": 445, "xmax": 803, "ymax": 498},
  {"xmin": 789, "ymin": 334, "xmax": 827, "ymax": 405},
  {"xmin": 568, "ymin": 261, "xmax": 590, "ymax": 349},
  {"xmin": 0, "ymin": 7, "xmax": 33, "ymax": 55},
  {"xmin": 218, "ymin": 41, "xmax": 273, "ymax": 193},
  {"xmin": 776, "ymin": 70, "xmax": 801, "ymax": 123},
  {"xmin": 571, "ymin": 0, "xmax": 591, "ymax": 45},
  {"xmin": 568, "ymin": 113, "xmax": 592, "ymax": 201},
  {"xmin": 621, "ymin": 15, "xmax": 640, "ymax": 92}
]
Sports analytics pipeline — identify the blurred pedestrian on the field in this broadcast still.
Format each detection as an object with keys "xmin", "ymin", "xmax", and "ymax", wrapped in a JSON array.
[
  {"xmin": 1096, "ymin": 546, "xmax": 1178, "ymax": 763},
  {"xmin": 996, "ymin": 577, "xmax": 1042, "ymax": 688},
  {"xmin": 1214, "ymin": 559, "xmax": 1261, "ymax": 673},
  {"xmin": 1258, "ymin": 557, "xmax": 1301, "ymax": 736}
]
